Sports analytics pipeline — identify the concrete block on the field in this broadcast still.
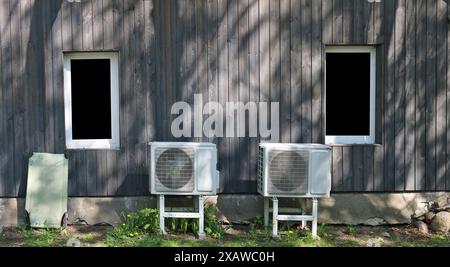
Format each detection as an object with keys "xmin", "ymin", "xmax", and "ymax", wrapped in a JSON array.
[
  {"xmin": 0, "ymin": 198, "xmax": 26, "ymax": 226},
  {"xmin": 318, "ymin": 192, "xmax": 450, "ymax": 225},
  {"xmin": 68, "ymin": 197, "xmax": 155, "ymax": 226},
  {"xmin": 1, "ymin": 192, "xmax": 449, "ymax": 227}
]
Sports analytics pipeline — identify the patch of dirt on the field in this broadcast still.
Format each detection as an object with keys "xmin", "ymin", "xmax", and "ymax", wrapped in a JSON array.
[
  {"xmin": 0, "ymin": 227, "xmax": 26, "ymax": 246},
  {"xmin": 224, "ymin": 224, "xmax": 250, "ymax": 236},
  {"xmin": 65, "ymin": 225, "xmax": 113, "ymax": 245}
]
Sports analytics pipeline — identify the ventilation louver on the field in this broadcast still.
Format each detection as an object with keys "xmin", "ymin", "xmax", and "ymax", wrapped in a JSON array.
[
  {"xmin": 268, "ymin": 150, "xmax": 309, "ymax": 194},
  {"xmin": 155, "ymin": 148, "xmax": 194, "ymax": 192}
]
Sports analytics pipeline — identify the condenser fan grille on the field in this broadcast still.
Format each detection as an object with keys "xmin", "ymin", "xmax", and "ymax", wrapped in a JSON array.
[
  {"xmin": 268, "ymin": 150, "xmax": 309, "ymax": 194},
  {"xmin": 155, "ymin": 148, "xmax": 194, "ymax": 192}
]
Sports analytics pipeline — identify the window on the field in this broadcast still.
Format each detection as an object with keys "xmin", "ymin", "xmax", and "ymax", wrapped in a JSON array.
[
  {"xmin": 63, "ymin": 52, "xmax": 120, "ymax": 149},
  {"xmin": 325, "ymin": 46, "xmax": 376, "ymax": 144}
]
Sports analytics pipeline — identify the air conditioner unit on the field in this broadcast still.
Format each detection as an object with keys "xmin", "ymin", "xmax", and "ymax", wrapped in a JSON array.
[
  {"xmin": 257, "ymin": 143, "xmax": 331, "ymax": 198},
  {"xmin": 149, "ymin": 142, "xmax": 219, "ymax": 195}
]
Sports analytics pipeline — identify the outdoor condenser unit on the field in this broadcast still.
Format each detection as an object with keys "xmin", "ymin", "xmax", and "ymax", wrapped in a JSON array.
[
  {"xmin": 257, "ymin": 143, "xmax": 331, "ymax": 198},
  {"xmin": 149, "ymin": 142, "xmax": 219, "ymax": 238},
  {"xmin": 257, "ymin": 143, "xmax": 331, "ymax": 238},
  {"xmin": 149, "ymin": 142, "xmax": 219, "ymax": 195}
]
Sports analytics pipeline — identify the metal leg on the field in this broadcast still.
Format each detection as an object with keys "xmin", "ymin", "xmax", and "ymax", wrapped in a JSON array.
[
  {"xmin": 264, "ymin": 198, "xmax": 269, "ymax": 227},
  {"xmin": 312, "ymin": 198, "xmax": 318, "ymax": 239},
  {"xmin": 272, "ymin": 197, "xmax": 278, "ymax": 237},
  {"xmin": 198, "ymin": 195, "xmax": 205, "ymax": 239},
  {"xmin": 159, "ymin": 195, "xmax": 166, "ymax": 234},
  {"xmin": 301, "ymin": 199, "xmax": 307, "ymax": 229}
]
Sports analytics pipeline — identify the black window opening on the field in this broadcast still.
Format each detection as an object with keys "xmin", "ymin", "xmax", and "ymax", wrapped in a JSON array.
[
  {"xmin": 326, "ymin": 52, "xmax": 371, "ymax": 136},
  {"xmin": 71, "ymin": 59, "xmax": 112, "ymax": 140}
]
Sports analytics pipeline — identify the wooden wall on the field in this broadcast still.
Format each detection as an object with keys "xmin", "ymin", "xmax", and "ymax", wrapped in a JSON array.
[
  {"xmin": 0, "ymin": 0, "xmax": 449, "ymax": 197},
  {"xmin": 0, "ymin": 0, "xmax": 156, "ymax": 197}
]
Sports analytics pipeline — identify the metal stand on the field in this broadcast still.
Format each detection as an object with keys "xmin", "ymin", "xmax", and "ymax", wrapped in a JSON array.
[
  {"xmin": 158, "ymin": 195, "xmax": 205, "ymax": 239},
  {"xmin": 264, "ymin": 197, "xmax": 319, "ymax": 239}
]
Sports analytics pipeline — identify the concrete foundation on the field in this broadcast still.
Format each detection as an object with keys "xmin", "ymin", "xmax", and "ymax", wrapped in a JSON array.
[{"xmin": 0, "ymin": 192, "xmax": 448, "ymax": 227}]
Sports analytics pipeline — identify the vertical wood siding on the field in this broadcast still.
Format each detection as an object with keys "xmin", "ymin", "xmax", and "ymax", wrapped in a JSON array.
[{"xmin": 0, "ymin": 0, "xmax": 449, "ymax": 196}]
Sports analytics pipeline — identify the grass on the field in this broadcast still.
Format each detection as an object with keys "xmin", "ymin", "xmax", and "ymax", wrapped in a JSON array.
[
  {"xmin": 16, "ymin": 225, "xmax": 70, "ymax": 247},
  {"xmin": 1, "ymin": 208, "xmax": 449, "ymax": 247},
  {"xmin": 1, "ymin": 225, "xmax": 449, "ymax": 247},
  {"xmin": 104, "ymin": 228, "xmax": 326, "ymax": 247}
]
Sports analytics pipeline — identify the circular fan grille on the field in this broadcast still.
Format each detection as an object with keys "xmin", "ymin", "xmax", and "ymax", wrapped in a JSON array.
[
  {"xmin": 268, "ymin": 150, "xmax": 309, "ymax": 193},
  {"xmin": 156, "ymin": 148, "xmax": 193, "ymax": 190}
]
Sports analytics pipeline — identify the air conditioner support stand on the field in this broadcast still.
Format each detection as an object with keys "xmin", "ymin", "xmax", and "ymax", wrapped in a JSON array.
[
  {"xmin": 264, "ymin": 197, "xmax": 318, "ymax": 239},
  {"xmin": 158, "ymin": 195, "xmax": 205, "ymax": 239}
]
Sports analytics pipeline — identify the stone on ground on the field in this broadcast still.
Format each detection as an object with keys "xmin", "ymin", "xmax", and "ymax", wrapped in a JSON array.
[
  {"xmin": 430, "ymin": 211, "xmax": 450, "ymax": 233},
  {"xmin": 414, "ymin": 221, "xmax": 429, "ymax": 235},
  {"xmin": 434, "ymin": 195, "xmax": 449, "ymax": 209},
  {"xmin": 382, "ymin": 232, "xmax": 391, "ymax": 238},
  {"xmin": 424, "ymin": 211, "xmax": 435, "ymax": 224},
  {"xmin": 364, "ymin": 217, "xmax": 386, "ymax": 226}
]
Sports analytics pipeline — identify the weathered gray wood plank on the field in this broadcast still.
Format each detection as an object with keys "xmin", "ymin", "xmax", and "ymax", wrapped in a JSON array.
[
  {"xmin": 185, "ymin": 0, "xmax": 196, "ymax": 142},
  {"xmin": 238, "ymin": 0, "xmax": 250, "ymax": 186},
  {"xmin": 124, "ymin": 0, "xmax": 138, "ymax": 195},
  {"xmin": 373, "ymin": 0, "xmax": 383, "ymax": 43},
  {"xmin": 311, "ymin": 0, "xmax": 322, "ymax": 144},
  {"xmin": 436, "ymin": 0, "xmax": 447, "ymax": 191},
  {"xmin": 217, "ymin": 0, "xmax": 229, "ymax": 192},
  {"xmin": 301, "ymin": 0, "xmax": 311, "ymax": 143},
  {"xmin": 404, "ymin": 0, "xmax": 416, "ymax": 191},
  {"xmin": 363, "ymin": 146, "xmax": 374, "ymax": 191},
  {"xmin": 269, "ymin": 0, "xmax": 281, "ymax": 142},
  {"xmin": 86, "ymin": 151, "xmax": 97, "ymax": 196},
  {"xmin": 3, "ymin": 0, "xmax": 16, "ymax": 196},
  {"xmin": 447, "ymin": 2, "xmax": 450, "ymax": 191},
  {"xmin": 51, "ymin": 1, "xmax": 65, "ymax": 154},
  {"xmin": 43, "ymin": 0, "xmax": 55, "ymax": 154},
  {"xmin": 96, "ymin": 151, "xmax": 107, "ymax": 196},
  {"xmin": 384, "ymin": 0, "xmax": 395, "ymax": 191},
  {"xmin": 116, "ymin": 0, "xmax": 127, "ymax": 195},
  {"xmin": 342, "ymin": 0, "xmax": 353, "ymax": 44},
  {"xmin": 10, "ymin": 0, "xmax": 24, "ymax": 196},
  {"xmin": 332, "ymin": 0, "xmax": 343, "ymax": 43},
  {"xmin": 353, "ymin": 146, "xmax": 364, "ymax": 192},
  {"xmin": 0, "ymin": 0, "xmax": 7, "ymax": 196},
  {"xmin": 425, "ymin": 0, "xmax": 437, "ymax": 191},
  {"xmin": 415, "ymin": 0, "xmax": 427, "ymax": 191},
  {"xmin": 374, "ymin": 145, "xmax": 384, "ymax": 191},
  {"xmin": 342, "ymin": 146, "xmax": 353, "ymax": 192},
  {"xmin": 394, "ymin": 0, "xmax": 405, "ymax": 191},
  {"xmin": 135, "ymin": 0, "xmax": 147, "ymax": 195},
  {"xmin": 92, "ymin": 0, "xmax": 103, "ymax": 50},
  {"xmin": 82, "ymin": 0, "xmax": 93, "ymax": 50},
  {"xmin": 17, "ymin": 0, "xmax": 32, "ymax": 197},
  {"xmin": 103, "ymin": 0, "xmax": 114, "ymax": 50},
  {"xmin": 290, "ymin": 0, "xmax": 301, "ymax": 142},
  {"xmin": 102, "ymin": 0, "xmax": 120, "ymax": 196},
  {"xmin": 228, "ymin": 0, "xmax": 239, "ymax": 192},
  {"xmin": 144, "ymin": 0, "xmax": 156, "ymax": 143},
  {"xmin": 280, "ymin": 0, "xmax": 290, "ymax": 143},
  {"xmin": 248, "ymin": 0, "xmax": 259, "ymax": 185},
  {"xmin": 332, "ymin": 146, "xmax": 343, "ymax": 191}
]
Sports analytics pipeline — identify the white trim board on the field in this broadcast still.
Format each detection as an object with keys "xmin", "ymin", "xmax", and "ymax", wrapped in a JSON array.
[
  {"xmin": 63, "ymin": 52, "xmax": 120, "ymax": 150},
  {"xmin": 324, "ymin": 46, "xmax": 376, "ymax": 145}
]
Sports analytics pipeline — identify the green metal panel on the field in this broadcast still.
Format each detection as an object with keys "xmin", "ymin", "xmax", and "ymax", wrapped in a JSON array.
[{"xmin": 25, "ymin": 153, "xmax": 68, "ymax": 228}]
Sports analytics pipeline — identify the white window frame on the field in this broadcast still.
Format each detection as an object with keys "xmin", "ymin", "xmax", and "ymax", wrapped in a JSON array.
[
  {"xmin": 325, "ymin": 46, "xmax": 376, "ymax": 145},
  {"xmin": 63, "ymin": 52, "xmax": 120, "ymax": 150}
]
